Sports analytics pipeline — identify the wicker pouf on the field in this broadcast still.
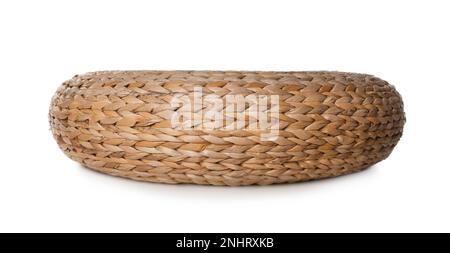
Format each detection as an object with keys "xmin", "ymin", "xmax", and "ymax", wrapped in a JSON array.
[{"xmin": 49, "ymin": 71, "xmax": 405, "ymax": 186}]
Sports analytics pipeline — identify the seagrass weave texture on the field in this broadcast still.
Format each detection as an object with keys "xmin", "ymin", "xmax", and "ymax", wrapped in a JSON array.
[{"xmin": 49, "ymin": 71, "xmax": 405, "ymax": 186}]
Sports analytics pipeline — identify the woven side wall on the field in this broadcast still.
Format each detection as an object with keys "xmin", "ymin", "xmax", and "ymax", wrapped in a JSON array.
[{"xmin": 49, "ymin": 71, "xmax": 405, "ymax": 186}]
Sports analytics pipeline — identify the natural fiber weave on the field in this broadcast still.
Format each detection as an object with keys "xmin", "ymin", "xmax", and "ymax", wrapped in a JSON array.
[{"xmin": 49, "ymin": 71, "xmax": 405, "ymax": 186}]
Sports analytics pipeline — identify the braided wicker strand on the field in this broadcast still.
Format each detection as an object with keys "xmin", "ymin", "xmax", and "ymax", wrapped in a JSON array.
[{"xmin": 49, "ymin": 71, "xmax": 405, "ymax": 186}]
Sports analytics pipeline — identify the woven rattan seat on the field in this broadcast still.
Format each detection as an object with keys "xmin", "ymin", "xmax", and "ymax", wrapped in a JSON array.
[{"xmin": 49, "ymin": 71, "xmax": 405, "ymax": 186}]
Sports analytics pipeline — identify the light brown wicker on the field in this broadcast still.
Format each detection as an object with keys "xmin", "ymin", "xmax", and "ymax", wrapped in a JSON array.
[{"xmin": 49, "ymin": 71, "xmax": 405, "ymax": 186}]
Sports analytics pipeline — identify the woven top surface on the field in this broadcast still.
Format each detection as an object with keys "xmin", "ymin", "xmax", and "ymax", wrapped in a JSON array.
[{"xmin": 60, "ymin": 70, "xmax": 391, "ymax": 95}]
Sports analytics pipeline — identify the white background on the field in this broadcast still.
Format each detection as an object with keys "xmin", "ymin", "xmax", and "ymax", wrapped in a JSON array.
[{"xmin": 0, "ymin": 0, "xmax": 449, "ymax": 232}]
